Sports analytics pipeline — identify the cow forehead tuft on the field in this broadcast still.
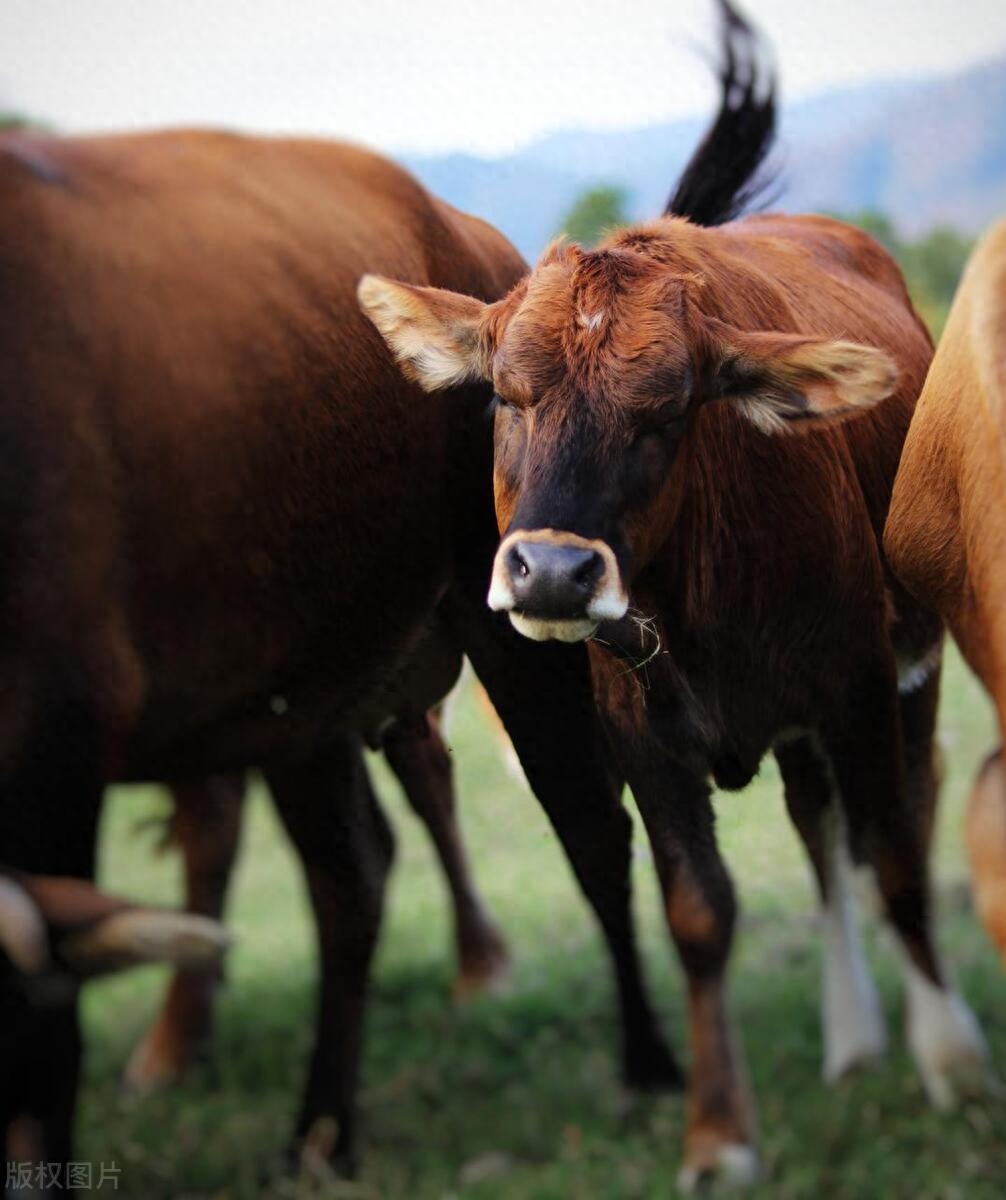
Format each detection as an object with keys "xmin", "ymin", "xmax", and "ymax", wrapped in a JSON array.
[{"xmin": 494, "ymin": 261, "xmax": 690, "ymax": 410}]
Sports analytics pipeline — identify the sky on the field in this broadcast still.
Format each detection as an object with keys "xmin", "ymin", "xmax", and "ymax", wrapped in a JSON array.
[{"xmin": 3, "ymin": 1, "xmax": 1006, "ymax": 157}]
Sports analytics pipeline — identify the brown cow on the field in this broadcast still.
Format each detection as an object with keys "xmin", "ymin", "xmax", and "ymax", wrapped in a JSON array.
[
  {"xmin": 123, "ymin": 711, "xmax": 510, "ymax": 1093},
  {"xmin": 0, "ymin": 129, "xmax": 677, "ymax": 1180},
  {"xmin": 360, "ymin": 0, "xmax": 991, "ymax": 1185},
  {"xmin": 885, "ymin": 218, "xmax": 1006, "ymax": 965}
]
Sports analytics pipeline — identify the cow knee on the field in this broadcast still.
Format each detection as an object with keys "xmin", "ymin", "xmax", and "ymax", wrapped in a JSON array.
[{"xmin": 668, "ymin": 863, "xmax": 736, "ymax": 980}]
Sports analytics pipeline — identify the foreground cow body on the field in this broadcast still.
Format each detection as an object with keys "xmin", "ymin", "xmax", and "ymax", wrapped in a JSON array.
[
  {"xmin": 361, "ymin": 4, "xmax": 991, "ymax": 1183},
  {"xmin": 0, "ymin": 131, "xmax": 676, "ymax": 1176},
  {"xmin": 885, "ymin": 218, "xmax": 1006, "ymax": 964}
]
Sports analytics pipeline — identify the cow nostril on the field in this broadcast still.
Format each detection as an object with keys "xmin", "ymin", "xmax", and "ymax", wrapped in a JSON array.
[
  {"xmin": 573, "ymin": 550, "xmax": 603, "ymax": 588},
  {"xmin": 507, "ymin": 544, "xmax": 532, "ymax": 584}
]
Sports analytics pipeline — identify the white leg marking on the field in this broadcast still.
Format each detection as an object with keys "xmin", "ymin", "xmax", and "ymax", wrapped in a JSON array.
[
  {"xmin": 897, "ymin": 642, "xmax": 942, "ymax": 696},
  {"xmin": 900, "ymin": 952, "xmax": 990, "ymax": 1109},
  {"xmin": 820, "ymin": 805, "xmax": 887, "ymax": 1083},
  {"xmin": 677, "ymin": 1144, "xmax": 761, "ymax": 1193}
]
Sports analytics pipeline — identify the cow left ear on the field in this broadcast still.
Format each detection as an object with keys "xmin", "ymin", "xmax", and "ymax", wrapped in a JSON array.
[
  {"xmin": 705, "ymin": 323, "xmax": 899, "ymax": 434},
  {"xmin": 358, "ymin": 275, "xmax": 491, "ymax": 392}
]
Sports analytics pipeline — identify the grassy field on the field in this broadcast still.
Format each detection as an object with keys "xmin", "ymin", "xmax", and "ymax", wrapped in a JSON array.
[{"xmin": 80, "ymin": 646, "xmax": 1005, "ymax": 1199}]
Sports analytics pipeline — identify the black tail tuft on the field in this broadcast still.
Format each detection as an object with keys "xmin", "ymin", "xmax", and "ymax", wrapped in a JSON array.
[{"xmin": 664, "ymin": 0, "xmax": 777, "ymax": 227}]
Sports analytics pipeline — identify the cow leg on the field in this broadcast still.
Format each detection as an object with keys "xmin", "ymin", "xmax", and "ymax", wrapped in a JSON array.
[
  {"xmin": 967, "ymin": 749, "xmax": 1006, "ymax": 964},
  {"xmin": 122, "ymin": 773, "xmax": 245, "ymax": 1093},
  {"xmin": 3, "ymin": 990, "xmax": 83, "ymax": 1194},
  {"xmin": 822, "ymin": 660, "xmax": 988, "ymax": 1109},
  {"xmin": 460, "ymin": 621, "xmax": 681, "ymax": 1092},
  {"xmin": 0, "ymin": 697, "xmax": 102, "ymax": 1185},
  {"xmin": 899, "ymin": 662, "xmax": 943, "ymax": 855},
  {"xmin": 265, "ymin": 738, "xmax": 393, "ymax": 1176},
  {"xmin": 381, "ymin": 716, "xmax": 509, "ymax": 999},
  {"xmin": 628, "ymin": 756, "xmax": 758, "ymax": 1191},
  {"xmin": 776, "ymin": 736, "xmax": 887, "ymax": 1083}
]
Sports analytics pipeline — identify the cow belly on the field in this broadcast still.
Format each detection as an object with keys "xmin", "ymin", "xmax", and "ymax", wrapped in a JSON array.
[{"xmin": 119, "ymin": 599, "xmax": 458, "ymax": 779}]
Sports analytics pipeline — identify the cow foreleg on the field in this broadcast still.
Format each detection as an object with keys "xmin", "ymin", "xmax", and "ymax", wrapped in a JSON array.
[
  {"xmin": 381, "ymin": 714, "xmax": 510, "ymax": 999},
  {"xmin": 461, "ymin": 620, "xmax": 681, "ymax": 1092},
  {"xmin": 628, "ymin": 757, "xmax": 759, "ymax": 1191},
  {"xmin": 122, "ymin": 772, "xmax": 245, "ymax": 1093},
  {"xmin": 266, "ymin": 737, "xmax": 393, "ymax": 1178},
  {"xmin": 823, "ymin": 660, "xmax": 990, "ymax": 1109}
]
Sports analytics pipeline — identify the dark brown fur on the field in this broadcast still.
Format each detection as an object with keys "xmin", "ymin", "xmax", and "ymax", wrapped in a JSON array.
[{"xmin": 0, "ymin": 130, "xmax": 677, "ymax": 1179}]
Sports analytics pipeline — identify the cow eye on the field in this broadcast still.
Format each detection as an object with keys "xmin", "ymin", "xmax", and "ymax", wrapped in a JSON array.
[
  {"xmin": 486, "ymin": 392, "xmax": 511, "ymax": 421},
  {"xmin": 632, "ymin": 413, "xmax": 685, "ymax": 447},
  {"xmin": 660, "ymin": 407, "xmax": 688, "ymax": 430}
]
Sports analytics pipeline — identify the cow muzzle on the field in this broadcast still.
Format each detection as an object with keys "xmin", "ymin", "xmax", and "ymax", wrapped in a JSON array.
[{"xmin": 487, "ymin": 529, "xmax": 629, "ymax": 642}]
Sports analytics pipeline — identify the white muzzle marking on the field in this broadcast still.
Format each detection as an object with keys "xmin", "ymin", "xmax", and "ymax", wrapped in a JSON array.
[{"xmin": 487, "ymin": 528, "xmax": 628, "ymax": 643}]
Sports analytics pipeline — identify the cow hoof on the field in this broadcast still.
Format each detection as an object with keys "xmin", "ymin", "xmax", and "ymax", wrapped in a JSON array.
[
  {"xmin": 678, "ymin": 1143, "xmax": 760, "ymax": 1193},
  {"xmin": 905, "ymin": 972, "xmax": 991, "ymax": 1109},
  {"xmin": 121, "ymin": 1022, "xmax": 193, "ymax": 1095},
  {"xmin": 453, "ymin": 925, "xmax": 512, "ymax": 1001},
  {"xmin": 293, "ymin": 1116, "xmax": 355, "ymax": 1182},
  {"xmin": 823, "ymin": 1008, "xmax": 887, "ymax": 1084},
  {"xmin": 61, "ymin": 910, "xmax": 231, "ymax": 975},
  {"xmin": 917, "ymin": 1040, "xmax": 992, "ymax": 1111}
]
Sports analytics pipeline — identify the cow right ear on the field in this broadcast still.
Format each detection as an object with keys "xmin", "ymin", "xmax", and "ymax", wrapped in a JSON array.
[
  {"xmin": 699, "ymin": 318, "xmax": 899, "ymax": 435},
  {"xmin": 358, "ymin": 276, "xmax": 492, "ymax": 392}
]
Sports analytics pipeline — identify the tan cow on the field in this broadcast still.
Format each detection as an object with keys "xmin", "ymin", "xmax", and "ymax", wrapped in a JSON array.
[{"xmin": 885, "ymin": 218, "xmax": 1006, "ymax": 964}]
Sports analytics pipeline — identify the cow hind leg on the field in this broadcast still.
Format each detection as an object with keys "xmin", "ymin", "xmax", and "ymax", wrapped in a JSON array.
[
  {"xmin": 776, "ymin": 736, "xmax": 887, "ymax": 1083},
  {"xmin": 122, "ymin": 773, "xmax": 245, "ymax": 1094},
  {"xmin": 966, "ymin": 749, "xmax": 1006, "ymax": 965},
  {"xmin": 824, "ymin": 663, "xmax": 989, "ymax": 1109},
  {"xmin": 266, "ymin": 738, "xmax": 394, "ymax": 1177},
  {"xmin": 381, "ymin": 715, "xmax": 509, "ymax": 999}
]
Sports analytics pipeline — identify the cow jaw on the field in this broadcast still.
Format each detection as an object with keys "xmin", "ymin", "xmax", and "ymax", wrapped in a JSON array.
[{"xmin": 508, "ymin": 613, "xmax": 600, "ymax": 643}]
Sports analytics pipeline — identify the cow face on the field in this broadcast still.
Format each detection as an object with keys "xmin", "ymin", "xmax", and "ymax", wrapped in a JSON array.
[{"xmin": 360, "ymin": 240, "xmax": 897, "ymax": 643}]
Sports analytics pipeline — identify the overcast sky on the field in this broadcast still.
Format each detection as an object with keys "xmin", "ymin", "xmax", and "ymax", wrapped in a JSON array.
[{"xmin": 3, "ymin": 1, "xmax": 1006, "ymax": 157}]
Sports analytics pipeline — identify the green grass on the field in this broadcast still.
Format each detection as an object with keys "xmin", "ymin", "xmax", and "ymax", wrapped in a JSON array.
[{"xmin": 79, "ymin": 646, "xmax": 1005, "ymax": 1199}]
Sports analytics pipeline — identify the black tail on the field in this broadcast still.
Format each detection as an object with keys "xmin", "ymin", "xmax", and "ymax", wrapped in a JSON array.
[{"xmin": 664, "ymin": 0, "xmax": 776, "ymax": 227}]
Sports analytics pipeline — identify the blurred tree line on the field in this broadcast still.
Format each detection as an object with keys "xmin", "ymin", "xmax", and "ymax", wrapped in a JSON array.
[
  {"xmin": 558, "ymin": 188, "xmax": 973, "ymax": 340},
  {"xmin": 840, "ymin": 211, "xmax": 972, "ymax": 339}
]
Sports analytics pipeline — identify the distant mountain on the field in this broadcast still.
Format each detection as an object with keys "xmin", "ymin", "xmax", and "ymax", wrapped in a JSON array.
[
  {"xmin": 403, "ymin": 55, "xmax": 1006, "ymax": 261},
  {"xmin": 782, "ymin": 57, "xmax": 1006, "ymax": 236}
]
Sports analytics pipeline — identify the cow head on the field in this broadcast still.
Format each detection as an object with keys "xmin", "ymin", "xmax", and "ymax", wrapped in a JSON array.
[{"xmin": 359, "ymin": 237, "xmax": 897, "ymax": 643}]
